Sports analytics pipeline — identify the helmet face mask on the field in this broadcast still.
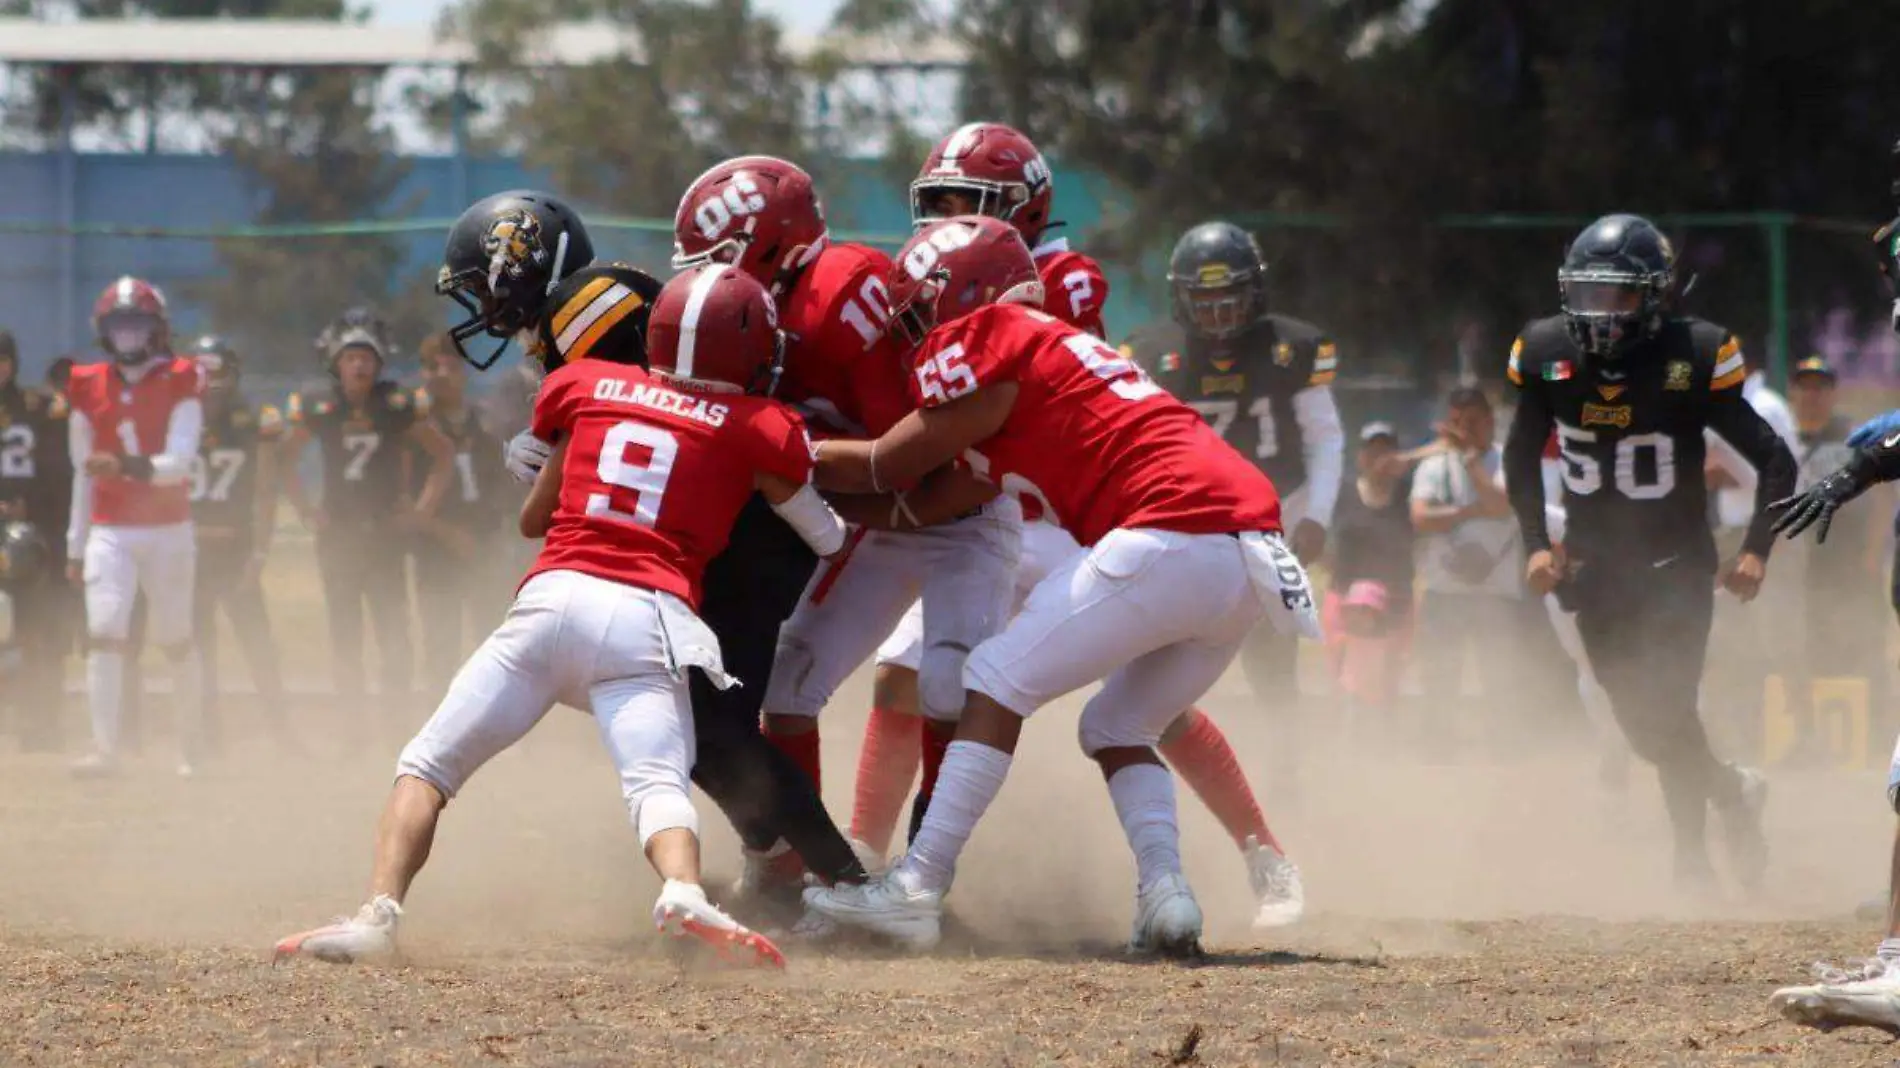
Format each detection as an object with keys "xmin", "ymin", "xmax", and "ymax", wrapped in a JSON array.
[
  {"xmin": 1558, "ymin": 214, "xmax": 1675, "ymax": 360},
  {"xmin": 91, "ymin": 277, "xmax": 172, "ymax": 367},
  {"xmin": 1167, "ymin": 222, "xmax": 1267, "ymax": 341},
  {"xmin": 912, "ymin": 123, "xmax": 1054, "ymax": 245}
]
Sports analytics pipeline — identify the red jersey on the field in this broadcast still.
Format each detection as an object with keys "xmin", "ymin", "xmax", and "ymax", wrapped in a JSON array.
[
  {"xmin": 527, "ymin": 361, "xmax": 815, "ymax": 608},
  {"xmin": 67, "ymin": 357, "xmax": 202, "ymax": 527},
  {"xmin": 776, "ymin": 241, "xmax": 914, "ymax": 438},
  {"xmin": 1033, "ymin": 238, "xmax": 1109, "ymax": 339},
  {"xmin": 910, "ymin": 304, "xmax": 1281, "ymax": 547}
]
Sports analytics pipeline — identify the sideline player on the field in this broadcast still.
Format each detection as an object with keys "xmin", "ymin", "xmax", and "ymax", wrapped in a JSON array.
[
  {"xmin": 273, "ymin": 260, "xmax": 844, "ymax": 967},
  {"xmin": 669, "ymin": 156, "xmax": 917, "ymax": 898},
  {"xmin": 282, "ymin": 309, "xmax": 453, "ymax": 719},
  {"xmin": 854, "ymin": 125, "xmax": 1304, "ymax": 928},
  {"xmin": 66, "ymin": 277, "xmax": 207, "ymax": 776},
  {"xmin": 410, "ymin": 334, "xmax": 510, "ymax": 690},
  {"xmin": 803, "ymin": 216, "xmax": 1319, "ymax": 953},
  {"xmin": 1501, "ymin": 213, "xmax": 1791, "ymax": 890},
  {"xmin": 187, "ymin": 335, "xmax": 292, "ymax": 751},
  {"xmin": 0, "ymin": 329, "xmax": 74, "ymax": 751}
]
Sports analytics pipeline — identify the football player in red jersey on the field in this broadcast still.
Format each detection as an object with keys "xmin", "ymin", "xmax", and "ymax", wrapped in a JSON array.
[
  {"xmin": 849, "ymin": 124, "xmax": 1304, "ymax": 930},
  {"xmin": 801, "ymin": 217, "xmax": 1319, "ymax": 954},
  {"xmin": 64, "ymin": 276, "xmax": 207, "ymax": 777},
  {"xmin": 672, "ymin": 155, "xmax": 1010, "ymax": 908},
  {"xmin": 274, "ymin": 263, "xmax": 843, "ymax": 968}
]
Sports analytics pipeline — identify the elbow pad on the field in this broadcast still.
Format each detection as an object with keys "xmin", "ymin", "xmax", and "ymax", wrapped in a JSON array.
[{"xmin": 772, "ymin": 482, "xmax": 848, "ymax": 557}]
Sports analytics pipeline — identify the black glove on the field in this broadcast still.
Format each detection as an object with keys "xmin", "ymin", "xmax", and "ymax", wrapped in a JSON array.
[{"xmin": 1771, "ymin": 456, "xmax": 1874, "ymax": 544}]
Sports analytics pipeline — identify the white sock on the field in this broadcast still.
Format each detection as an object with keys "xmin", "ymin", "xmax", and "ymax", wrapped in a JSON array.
[
  {"xmin": 1107, "ymin": 762, "xmax": 1183, "ymax": 891},
  {"xmin": 168, "ymin": 646, "xmax": 205, "ymax": 760},
  {"xmin": 86, "ymin": 649, "xmax": 125, "ymax": 757},
  {"xmin": 899, "ymin": 740, "xmax": 1012, "ymax": 894}
]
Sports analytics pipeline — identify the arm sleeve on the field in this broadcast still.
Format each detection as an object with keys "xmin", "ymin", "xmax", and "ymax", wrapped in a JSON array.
[
  {"xmin": 1503, "ymin": 383, "xmax": 1556, "ymax": 554},
  {"xmin": 67, "ymin": 410, "xmax": 92, "ymax": 560},
  {"xmin": 1293, "ymin": 383, "xmax": 1344, "ymax": 527},
  {"xmin": 1705, "ymin": 387, "xmax": 1798, "ymax": 559},
  {"xmin": 529, "ymin": 371, "xmax": 569, "ymax": 443},
  {"xmin": 144, "ymin": 397, "xmax": 203, "ymax": 485}
]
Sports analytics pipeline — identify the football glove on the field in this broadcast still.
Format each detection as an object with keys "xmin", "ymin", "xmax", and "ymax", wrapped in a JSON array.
[
  {"xmin": 1771, "ymin": 456, "xmax": 1874, "ymax": 543},
  {"xmin": 504, "ymin": 430, "xmax": 554, "ymax": 484},
  {"xmin": 1845, "ymin": 408, "xmax": 1900, "ymax": 450}
]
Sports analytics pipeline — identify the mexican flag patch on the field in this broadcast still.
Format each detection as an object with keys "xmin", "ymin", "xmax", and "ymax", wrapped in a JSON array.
[{"xmin": 1543, "ymin": 360, "xmax": 1573, "ymax": 381}]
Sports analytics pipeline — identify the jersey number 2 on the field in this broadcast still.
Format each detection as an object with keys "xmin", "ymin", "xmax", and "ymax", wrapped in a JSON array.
[
  {"xmin": 1557, "ymin": 426, "xmax": 1675, "ymax": 500},
  {"xmin": 0, "ymin": 425, "xmax": 34, "ymax": 479},
  {"xmin": 588, "ymin": 421, "xmax": 678, "ymax": 527}
]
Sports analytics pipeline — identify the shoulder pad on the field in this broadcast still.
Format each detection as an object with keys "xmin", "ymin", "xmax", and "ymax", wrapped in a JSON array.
[
  {"xmin": 1507, "ymin": 317, "xmax": 1576, "ymax": 386},
  {"xmin": 1265, "ymin": 313, "xmax": 1326, "ymax": 346},
  {"xmin": 1683, "ymin": 319, "xmax": 1747, "ymax": 391}
]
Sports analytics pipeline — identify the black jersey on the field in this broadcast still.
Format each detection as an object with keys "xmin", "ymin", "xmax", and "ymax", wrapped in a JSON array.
[
  {"xmin": 288, "ymin": 381, "xmax": 419, "ymax": 525},
  {"xmin": 413, "ymin": 389, "xmax": 509, "ymax": 535},
  {"xmin": 1503, "ymin": 315, "xmax": 1795, "ymax": 573},
  {"xmin": 1123, "ymin": 313, "xmax": 1337, "ymax": 494},
  {"xmin": 0, "ymin": 384, "xmax": 71, "ymax": 533},
  {"xmin": 191, "ymin": 398, "xmax": 283, "ymax": 543}
]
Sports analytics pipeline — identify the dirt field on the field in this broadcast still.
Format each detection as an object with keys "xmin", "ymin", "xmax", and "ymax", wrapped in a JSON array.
[{"xmin": 4, "ymin": 645, "xmax": 1899, "ymax": 1068}]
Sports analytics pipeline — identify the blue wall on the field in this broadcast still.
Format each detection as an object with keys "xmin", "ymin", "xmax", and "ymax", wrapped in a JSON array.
[{"xmin": 0, "ymin": 151, "xmax": 1164, "ymax": 380}]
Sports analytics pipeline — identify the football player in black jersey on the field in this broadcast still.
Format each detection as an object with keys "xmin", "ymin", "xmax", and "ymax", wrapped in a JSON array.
[
  {"xmin": 0, "ymin": 330, "xmax": 75, "ymax": 751},
  {"xmin": 1124, "ymin": 221, "xmax": 1345, "ymax": 798},
  {"xmin": 438, "ymin": 190, "xmax": 872, "ymax": 901},
  {"xmin": 408, "ymin": 333, "xmax": 510, "ymax": 690},
  {"xmin": 1502, "ymin": 213, "xmax": 1795, "ymax": 890},
  {"xmin": 188, "ymin": 336, "xmax": 293, "ymax": 751},
  {"xmin": 282, "ymin": 310, "xmax": 454, "ymax": 721}
]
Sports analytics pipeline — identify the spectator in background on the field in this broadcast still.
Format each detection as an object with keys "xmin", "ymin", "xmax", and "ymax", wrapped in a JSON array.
[
  {"xmin": 1409, "ymin": 386, "xmax": 1566, "ymax": 756},
  {"xmin": 1324, "ymin": 422, "xmax": 1418, "ymax": 715},
  {"xmin": 409, "ymin": 334, "xmax": 511, "ymax": 690},
  {"xmin": 1703, "ymin": 349, "xmax": 1799, "ymax": 748},
  {"xmin": 46, "ymin": 355, "xmax": 75, "ymax": 399},
  {"xmin": 1786, "ymin": 355, "xmax": 1891, "ymax": 747}
]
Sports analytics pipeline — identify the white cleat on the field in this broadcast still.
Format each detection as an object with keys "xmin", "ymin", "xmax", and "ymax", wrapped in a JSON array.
[
  {"xmin": 1771, "ymin": 959, "xmax": 1900, "ymax": 1034},
  {"xmin": 653, "ymin": 880, "xmax": 785, "ymax": 968},
  {"xmin": 1130, "ymin": 873, "xmax": 1203, "ymax": 957},
  {"xmin": 801, "ymin": 870, "xmax": 943, "ymax": 951},
  {"xmin": 1245, "ymin": 836, "xmax": 1306, "ymax": 929},
  {"xmin": 730, "ymin": 840, "xmax": 801, "ymax": 905},
  {"xmin": 273, "ymin": 894, "xmax": 402, "ymax": 964}
]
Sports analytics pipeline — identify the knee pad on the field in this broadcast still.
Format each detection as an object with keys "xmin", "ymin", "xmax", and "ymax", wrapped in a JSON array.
[
  {"xmin": 917, "ymin": 642, "xmax": 971, "ymax": 722},
  {"xmin": 1077, "ymin": 701, "xmax": 1160, "ymax": 757},
  {"xmin": 630, "ymin": 787, "xmax": 698, "ymax": 847}
]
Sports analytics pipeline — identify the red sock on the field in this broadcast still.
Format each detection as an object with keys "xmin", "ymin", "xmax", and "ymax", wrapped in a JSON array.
[
  {"xmin": 768, "ymin": 726, "xmax": 823, "ymax": 797},
  {"xmin": 851, "ymin": 706, "xmax": 923, "ymax": 856},
  {"xmin": 1159, "ymin": 707, "xmax": 1279, "ymax": 852}
]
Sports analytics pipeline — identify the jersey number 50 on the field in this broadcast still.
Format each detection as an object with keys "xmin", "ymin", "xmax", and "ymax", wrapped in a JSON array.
[{"xmin": 1556, "ymin": 425, "xmax": 1675, "ymax": 500}]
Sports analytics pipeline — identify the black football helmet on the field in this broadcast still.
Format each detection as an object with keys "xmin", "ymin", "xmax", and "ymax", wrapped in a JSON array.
[
  {"xmin": 190, "ymin": 334, "xmax": 240, "ymax": 397},
  {"xmin": 315, "ymin": 306, "xmax": 396, "ymax": 377},
  {"xmin": 0, "ymin": 520, "xmax": 48, "ymax": 593},
  {"xmin": 1167, "ymin": 221, "xmax": 1268, "ymax": 340},
  {"xmin": 437, "ymin": 190, "xmax": 596, "ymax": 371},
  {"xmin": 1558, "ymin": 214, "xmax": 1676, "ymax": 359},
  {"xmin": 531, "ymin": 264, "xmax": 665, "ymax": 377}
]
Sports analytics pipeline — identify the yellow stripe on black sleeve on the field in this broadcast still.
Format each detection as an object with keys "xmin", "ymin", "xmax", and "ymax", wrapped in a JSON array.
[
  {"xmin": 567, "ymin": 292, "xmax": 647, "ymax": 364},
  {"xmin": 551, "ymin": 276, "xmax": 618, "ymax": 338}
]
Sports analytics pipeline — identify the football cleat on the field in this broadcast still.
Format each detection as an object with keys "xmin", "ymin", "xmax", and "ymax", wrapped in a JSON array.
[
  {"xmin": 69, "ymin": 752, "xmax": 117, "ymax": 779},
  {"xmin": 653, "ymin": 880, "xmax": 785, "ymax": 968},
  {"xmin": 730, "ymin": 840, "xmax": 806, "ymax": 906},
  {"xmin": 1130, "ymin": 873, "xmax": 1203, "ymax": 958},
  {"xmin": 802, "ymin": 870, "xmax": 943, "ymax": 951},
  {"xmin": 1245, "ymin": 837, "xmax": 1306, "ymax": 929},
  {"xmin": 1772, "ymin": 958, "xmax": 1900, "ymax": 1035},
  {"xmin": 273, "ymin": 894, "xmax": 401, "ymax": 964}
]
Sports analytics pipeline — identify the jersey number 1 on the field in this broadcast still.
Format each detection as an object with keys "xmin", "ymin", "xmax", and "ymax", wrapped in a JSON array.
[{"xmin": 588, "ymin": 421, "xmax": 678, "ymax": 527}]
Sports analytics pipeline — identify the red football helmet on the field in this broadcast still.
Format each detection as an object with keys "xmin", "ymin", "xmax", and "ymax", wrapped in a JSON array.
[
  {"xmin": 911, "ymin": 123, "xmax": 1055, "ymax": 244},
  {"xmin": 646, "ymin": 264, "xmax": 786, "ymax": 396},
  {"xmin": 671, "ymin": 156, "xmax": 828, "ymax": 293},
  {"xmin": 91, "ymin": 276, "xmax": 171, "ymax": 365},
  {"xmin": 888, "ymin": 216, "xmax": 1044, "ymax": 348}
]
